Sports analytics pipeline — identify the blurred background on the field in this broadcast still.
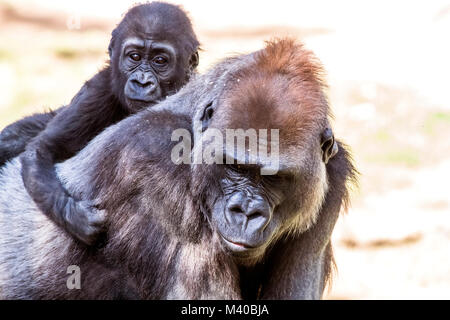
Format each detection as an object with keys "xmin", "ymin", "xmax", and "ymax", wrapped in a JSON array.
[{"xmin": 0, "ymin": 0, "xmax": 449, "ymax": 299}]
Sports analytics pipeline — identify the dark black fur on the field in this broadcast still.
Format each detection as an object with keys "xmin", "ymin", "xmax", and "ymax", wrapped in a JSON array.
[
  {"xmin": 0, "ymin": 2, "xmax": 199, "ymax": 245},
  {"xmin": 0, "ymin": 110, "xmax": 58, "ymax": 167}
]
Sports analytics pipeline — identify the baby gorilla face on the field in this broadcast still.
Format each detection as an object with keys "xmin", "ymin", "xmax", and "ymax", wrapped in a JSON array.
[{"xmin": 120, "ymin": 38, "xmax": 179, "ymax": 111}]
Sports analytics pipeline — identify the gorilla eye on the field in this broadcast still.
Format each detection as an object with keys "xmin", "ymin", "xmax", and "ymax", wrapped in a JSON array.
[
  {"xmin": 153, "ymin": 56, "xmax": 168, "ymax": 65},
  {"xmin": 130, "ymin": 53, "xmax": 141, "ymax": 61}
]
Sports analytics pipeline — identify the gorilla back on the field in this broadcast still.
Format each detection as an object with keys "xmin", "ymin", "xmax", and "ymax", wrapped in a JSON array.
[{"xmin": 0, "ymin": 39, "xmax": 357, "ymax": 299}]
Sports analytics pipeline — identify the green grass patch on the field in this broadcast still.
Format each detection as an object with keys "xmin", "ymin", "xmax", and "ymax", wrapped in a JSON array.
[
  {"xmin": 0, "ymin": 48, "xmax": 11, "ymax": 60},
  {"xmin": 53, "ymin": 46, "xmax": 103, "ymax": 60},
  {"xmin": 423, "ymin": 111, "xmax": 450, "ymax": 135},
  {"xmin": 374, "ymin": 129, "xmax": 391, "ymax": 142},
  {"xmin": 54, "ymin": 47, "xmax": 79, "ymax": 60},
  {"xmin": 10, "ymin": 89, "xmax": 35, "ymax": 112},
  {"xmin": 367, "ymin": 149, "xmax": 420, "ymax": 167}
]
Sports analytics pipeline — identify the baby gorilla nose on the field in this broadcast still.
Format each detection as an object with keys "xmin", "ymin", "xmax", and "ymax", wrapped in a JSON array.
[
  {"xmin": 131, "ymin": 72, "xmax": 156, "ymax": 92},
  {"xmin": 125, "ymin": 71, "xmax": 160, "ymax": 103},
  {"xmin": 132, "ymin": 78, "xmax": 155, "ymax": 88}
]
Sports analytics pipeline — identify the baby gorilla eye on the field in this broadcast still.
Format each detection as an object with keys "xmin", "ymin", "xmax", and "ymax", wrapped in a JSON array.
[
  {"xmin": 129, "ymin": 53, "xmax": 141, "ymax": 61},
  {"xmin": 153, "ymin": 56, "xmax": 168, "ymax": 65}
]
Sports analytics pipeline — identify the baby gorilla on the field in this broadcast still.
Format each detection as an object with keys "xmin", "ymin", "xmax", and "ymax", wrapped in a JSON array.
[{"xmin": 0, "ymin": 2, "xmax": 200, "ymax": 245}]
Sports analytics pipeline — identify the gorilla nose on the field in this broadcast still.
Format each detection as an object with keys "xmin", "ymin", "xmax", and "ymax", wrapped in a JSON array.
[
  {"xmin": 225, "ymin": 194, "xmax": 272, "ymax": 232},
  {"xmin": 132, "ymin": 78, "xmax": 155, "ymax": 89},
  {"xmin": 229, "ymin": 201, "xmax": 269, "ymax": 219},
  {"xmin": 126, "ymin": 73, "xmax": 160, "ymax": 102}
]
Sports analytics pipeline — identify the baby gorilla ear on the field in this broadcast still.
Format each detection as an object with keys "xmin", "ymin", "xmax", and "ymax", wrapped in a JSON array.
[
  {"xmin": 321, "ymin": 128, "xmax": 338, "ymax": 164},
  {"xmin": 200, "ymin": 101, "xmax": 214, "ymax": 132},
  {"xmin": 108, "ymin": 29, "xmax": 118, "ymax": 59}
]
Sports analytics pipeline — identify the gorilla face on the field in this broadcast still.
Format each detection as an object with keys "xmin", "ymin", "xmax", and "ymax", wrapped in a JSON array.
[
  {"xmin": 211, "ymin": 164, "xmax": 285, "ymax": 260},
  {"xmin": 119, "ymin": 37, "xmax": 180, "ymax": 111},
  {"xmin": 199, "ymin": 95, "xmax": 331, "ymax": 265},
  {"xmin": 210, "ymin": 155, "xmax": 328, "ymax": 265},
  {"xmin": 107, "ymin": 2, "xmax": 200, "ymax": 114}
]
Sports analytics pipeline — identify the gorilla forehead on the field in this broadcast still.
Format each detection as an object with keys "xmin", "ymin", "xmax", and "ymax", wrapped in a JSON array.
[
  {"xmin": 121, "ymin": 37, "xmax": 176, "ymax": 55},
  {"xmin": 117, "ymin": 2, "xmax": 197, "ymax": 45}
]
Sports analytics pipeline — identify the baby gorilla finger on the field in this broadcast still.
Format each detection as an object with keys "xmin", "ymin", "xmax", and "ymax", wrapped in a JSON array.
[{"xmin": 63, "ymin": 198, "xmax": 107, "ymax": 245}]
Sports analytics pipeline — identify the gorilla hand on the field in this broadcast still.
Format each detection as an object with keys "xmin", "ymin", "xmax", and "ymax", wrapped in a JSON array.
[{"xmin": 62, "ymin": 198, "xmax": 106, "ymax": 245}]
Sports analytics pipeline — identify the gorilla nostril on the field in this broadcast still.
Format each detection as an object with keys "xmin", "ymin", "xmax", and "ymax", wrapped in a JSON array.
[
  {"xmin": 229, "ymin": 205, "xmax": 244, "ymax": 214},
  {"xmin": 247, "ymin": 199, "xmax": 271, "ymax": 218},
  {"xmin": 133, "ymin": 79, "xmax": 154, "ymax": 88},
  {"xmin": 246, "ymin": 210, "xmax": 263, "ymax": 220}
]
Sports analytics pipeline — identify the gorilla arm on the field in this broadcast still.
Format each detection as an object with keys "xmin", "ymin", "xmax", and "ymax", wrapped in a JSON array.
[
  {"xmin": 20, "ymin": 70, "xmax": 125, "ymax": 245},
  {"xmin": 0, "ymin": 111, "xmax": 58, "ymax": 167}
]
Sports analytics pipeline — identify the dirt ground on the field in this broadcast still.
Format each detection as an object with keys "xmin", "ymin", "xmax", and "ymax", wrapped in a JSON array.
[{"xmin": 0, "ymin": 0, "xmax": 449, "ymax": 299}]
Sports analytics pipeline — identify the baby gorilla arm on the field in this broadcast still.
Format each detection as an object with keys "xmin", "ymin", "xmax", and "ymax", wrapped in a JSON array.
[
  {"xmin": 0, "ymin": 111, "xmax": 58, "ymax": 167},
  {"xmin": 19, "ymin": 78, "xmax": 122, "ymax": 245}
]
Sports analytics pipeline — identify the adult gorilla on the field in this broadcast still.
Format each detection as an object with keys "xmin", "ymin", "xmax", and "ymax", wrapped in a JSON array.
[
  {"xmin": 0, "ymin": 2, "xmax": 199, "ymax": 245},
  {"xmin": 0, "ymin": 39, "xmax": 357, "ymax": 299}
]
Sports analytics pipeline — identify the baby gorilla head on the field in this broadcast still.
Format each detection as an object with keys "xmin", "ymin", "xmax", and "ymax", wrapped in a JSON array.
[{"xmin": 108, "ymin": 2, "xmax": 200, "ymax": 112}]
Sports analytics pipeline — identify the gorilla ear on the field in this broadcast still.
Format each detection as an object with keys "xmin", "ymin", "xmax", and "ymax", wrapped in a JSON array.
[
  {"xmin": 321, "ymin": 128, "xmax": 338, "ymax": 164},
  {"xmin": 200, "ymin": 101, "xmax": 214, "ymax": 132},
  {"xmin": 108, "ymin": 29, "xmax": 118, "ymax": 59},
  {"xmin": 108, "ymin": 40, "xmax": 114, "ymax": 59},
  {"xmin": 189, "ymin": 51, "xmax": 200, "ymax": 70}
]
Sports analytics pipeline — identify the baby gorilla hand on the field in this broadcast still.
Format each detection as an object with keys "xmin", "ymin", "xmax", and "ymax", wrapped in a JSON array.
[{"xmin": 62, "ymin": 198, "xmax": 106, "ymax": 245}]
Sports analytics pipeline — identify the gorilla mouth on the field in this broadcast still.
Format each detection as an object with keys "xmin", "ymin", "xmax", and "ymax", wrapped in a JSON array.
[
  {"xmin": 128, "ymin": 97, "xmax": 159, "ymax": 104},
  {"xmin": 126, "ymin": 97, "xmax": 161, "ymax": 111},
  {"xmin": 219, "ymin": 234, "xmax": 256, "ymax": 252}
]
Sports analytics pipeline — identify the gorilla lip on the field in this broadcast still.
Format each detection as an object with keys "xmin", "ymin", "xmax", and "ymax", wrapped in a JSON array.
[
  {"xmin": 220, "ymin": 235, "xmax": 254, "ymax": 250},
  {"xmin": 128, "ymin": 97, "xmax": 157, "ymax": 103}
]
